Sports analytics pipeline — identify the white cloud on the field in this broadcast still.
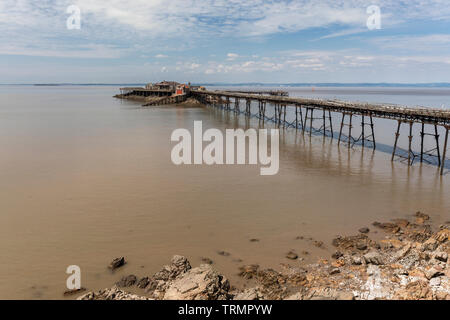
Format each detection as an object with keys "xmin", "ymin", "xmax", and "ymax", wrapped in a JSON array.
[
  {"xmin": 227, "ymin": 53, "xmax": 239, "ymax": 61},
  {"xmin": 155, "ymin": 54, "xmax": 168, "ymax": 58}
]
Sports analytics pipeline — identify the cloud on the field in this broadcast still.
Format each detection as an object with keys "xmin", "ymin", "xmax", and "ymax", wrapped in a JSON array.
[
  {"xmin": 227, "ymin": 53, "xmax": 239, "ymax": 61},
  {"xmin": 2, "ymin": 1, "xmax": 450, "ymax": 83}
]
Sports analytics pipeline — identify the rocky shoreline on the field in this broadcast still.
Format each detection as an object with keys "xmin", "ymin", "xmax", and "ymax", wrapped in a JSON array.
[{"xmin": 78, "ymin": 212, "xmax": 449, "ymax": 300}]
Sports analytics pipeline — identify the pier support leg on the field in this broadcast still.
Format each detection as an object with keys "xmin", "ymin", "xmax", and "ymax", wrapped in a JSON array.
[
  {"xmin": 322, "ymin": 109, "xmax": 326, "ymax": 136},
  {"xmin": 328, "ymin": 110, "xmax": 333, "ymax": 138},
  {"xmin": 310, "ymin": 108, "xmax": 314, "ymax": 134},
  {"xmin": 420, "ymin": 122, "xmax": 425, "ymax": 163},
  {"xmin": 278, "ymin": 105, "xmax": 283, "ymax": 125},
  {"xmin": 348, "ymin": 113, "xmax": 353, "ymax": 148},
  {"xmin": 441, "ymin": 127, "xmax": 449, "ymax": 176},
  {"xmin": 392, "ymin": 121, "xmax": 402, "ymax": 162},
  {"xmin": 263, "ymin": 102, "xmax": 266, "ymax": 121},
  {"xmin": 303, "ymin": 108, "xmax": 309, "ymax": 134},
  {"xmin": 338, "ymin": 113, "xmax": 345, "ymax": 146},
  {"xmin": 408, "ymin": 121, "xmax": 413, "ymax": 165},
  {"xmin": 370, "ymin": 114, "xmax": 376, "ymax": 149},
  {"xmin": 299, "ymin": 106, "xmax": 304, "ymax": 130},
  {"xmin": 435, "ymin": 125, "xmax": 441, "ymax": 167},
  {"xmin": 361, "ymin": 115, "xmax": 365, "ymax": 148}
]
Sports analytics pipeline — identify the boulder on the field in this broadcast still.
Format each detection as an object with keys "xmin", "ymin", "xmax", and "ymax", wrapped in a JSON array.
[
  {"xmin": 425, "ymin": 267, "xmax": 444, "ymax": 280},
  {"xmin": 136, "ymin": 277, "xmax": 151, "ymax": 289},
  {"xmin": 359, "ymin": 227, "xmax": 370, "ymax": 234},
  {"xmin": 109, "ymin": 257, "xmax": 125, "ymax": 270},
  {"xmin": 286, "ymin": 251, "xmax": 298, "ymax": 260},
  {"xmin": 163, "ymin": 264, "xmax": 230, "ymax": 300},
  {"xmin": 233, "ymin": 288, "xmax": 259, "ymax": 300},
  {"xmin": 78, "ymin": 286, "xmax": 151, "ymax": 300},
  {"xmin": 434, "ymin": 252, "xmax": 448, "ymax": 262},
  {"xmin": 116, "ymin": 275, "xmax": 137, "ymax": 287},
  {"xmin": 154, "ymin": 255, "xmax": 191, "ymax": 282},
  {"xmin": 363, "ymin": 251, "xmax": 385, "ymax": 265},
  {"xmin": 433, "ymin": 229, "xmax": 450, "ymax": 243}
]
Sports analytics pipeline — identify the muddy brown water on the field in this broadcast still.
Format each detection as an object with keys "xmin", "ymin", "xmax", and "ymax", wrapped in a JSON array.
[{"xmin": 0, "ymin": 85, "xmax": 449, "ymax": 299}]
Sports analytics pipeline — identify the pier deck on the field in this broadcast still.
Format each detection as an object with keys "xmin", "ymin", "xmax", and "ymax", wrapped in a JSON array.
[{"xmin": 191, "ymin": 89, "xmax": 450, "ymax": 175}]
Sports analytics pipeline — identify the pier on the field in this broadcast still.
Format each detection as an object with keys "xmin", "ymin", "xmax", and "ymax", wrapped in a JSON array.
[
  {"xmin": 191, "ymin": 89, "xmax": 450, "ymax": 175},
  {"xmin": 223, "ymin": 90, "xmax": 289, "ymax": 96}
]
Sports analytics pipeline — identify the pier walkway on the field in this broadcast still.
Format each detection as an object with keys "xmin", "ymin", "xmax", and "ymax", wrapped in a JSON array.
[{"xmin": 191, "ymin": 89, "xmax": 450, "ymax": 175}]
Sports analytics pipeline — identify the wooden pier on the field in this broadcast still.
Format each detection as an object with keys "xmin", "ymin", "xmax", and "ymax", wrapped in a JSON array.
[
  {"xmin": 142, "ymin": 94, "xmax": 187, "ymax": 106},
  {"xmin": 191, "ymin": 89, "xmax": 450, "ymax": 175},
  {"xmin": 223, "ymin": 90, "xmax": 289, "ymax": 96},
  {"xmin": 118, "ymin": 87, "xmax": 173, "ymax": 97}
]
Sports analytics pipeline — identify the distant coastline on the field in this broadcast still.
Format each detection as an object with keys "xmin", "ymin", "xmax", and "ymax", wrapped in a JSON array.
[{"xmin": 2, "ymin": 82, "xmax": 450, "ymax": 88}]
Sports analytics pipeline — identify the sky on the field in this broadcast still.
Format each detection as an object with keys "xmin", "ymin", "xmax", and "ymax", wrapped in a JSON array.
[{"xmin": 1, "ymin": 0, "xmax": 450, "ymax": 84}]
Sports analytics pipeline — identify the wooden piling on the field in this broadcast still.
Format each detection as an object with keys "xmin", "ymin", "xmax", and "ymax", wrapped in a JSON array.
[
  {"xmin": 408, "ymin": 121, "xmax": 413, "ymax": 165},
  {"xmin": 441, "ymin": 127, "xmax": 449, "ymax": 176},
  {"xmin": 435, "ymin": 125, "xmax": 441, "ymax": 167},
  {"xmin": 392, "ymin": 121, "xmax": 402, "ymax": 162},
  {"xmin": 420, "ymin": 122, "xmax": 425, "ymax": 163},
  {"xmin": 338, "ymin": 113, "xmax": 345, "ymax": 146}
]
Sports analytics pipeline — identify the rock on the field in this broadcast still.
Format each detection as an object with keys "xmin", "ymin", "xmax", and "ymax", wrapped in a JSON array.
[
  {"xmin": 372, "ymin": 222, "xmax": 400, "ymax": 234},
  {"xmin": 359, "ymin": 227, "xmax": 370, "ymax": 234},
  {"xmin": 238, "ymin": 265, "xmax": 259, "ymax": 279},
  {"xmin": 356, "ymin": 242, "xmax": 368, "ymax": 251},
  {"xmin": 313, "ymin": 240, "xmax": 324, "ymax": 248},
  {"xmin": 429, "ymin": 277, "xmax": 441, "ymax": 287},
  {"xmin": 352, "ymin": 256, "xmax": 362, "ymax": 265},
  {"xmin": 434, "ymin": 252, "xmax": 448, "ymax": 262},
  {"xmin": 286, "ymin": 251, "xmax": 298, "ymax": 260},
  {"xmin": 421, "ymin": 238, "xmax": 438, "ymax": 252},
  {"xmin": 116, "ymin": 275, "xmax": 137, "ymax": 287},
  {"xmin": 393, "ymin": 219, "xmax": 410, "ymax": 228},
  {"xmin": 433, "ymin": 229, "xmax": 450, "ymax": 243},
  {"xmin": 331, "ymin": 251, "xmax": 343, "ymax": 259},
  {"xmin": 109, "ymin": 257, "xmax": 125, "ymax": 270},
  {"xmin": 144, "ymin": 279, "xmax": 158, "ymax": 293},
  {"xmin": 249, "ymin": 238, "xmax": 260, "ymax": 242},
  {"xmin": 201, "ymin": 257, "xmax": 214, "ymax": 265},
  {"xmin": 332, "ymin": 234, "xmax": 372, "ymax": 251},
  {"xmin": 136, "ymin": 277, "xmax": 150, "ymax": 289},
  {"xmin": 233, "ymin": 288, "xmax": 259, "ymax": 300},
  {"xmin": 425, "ymin": 267, "xmax": 444, "ymax": 280},
  {"xmin": 380, "ymin": 239, "xmax": 403, "ymax": 249},
  {"xmin": 415, "ymin": 211, "xmax": 430, "ymax": 225},
  {"xmin": 154, "ymin": 255, "xmax": 192, "ymax": 282},
  {"xmin": 163, "ymin": 264, "xmax": 230, "ymax": 300},
  {"xmin": 337, "ymin": 292, "xmax": 354, "ymax": 300},
  {"xmin": 394, "ymin": 244, "xmax": 411, "ymax": 260},
  {"xmin": 435, "ymin": 291, "xmax": 449, "ymax": 300},
  {"xmin": 63, "ymin": 288, "xmax": 86, "ymax": 296},
  {"xmin": 285, "ymin": 292, "xmax": 303, "ymax": 300},
  {"xmin": 329, "ymin": 268, "xmax": 340, "ymax": 275},
  {"xmin": 363, "ymin": 251, "xmax": 385, "ymax": 265},
  {"xmin": 78, "ymin": 286, "xmax": 151, "ymax": 300},
  {"xmin": 217, "ymin": 251, "xmax": 230, "ymax": 256}
]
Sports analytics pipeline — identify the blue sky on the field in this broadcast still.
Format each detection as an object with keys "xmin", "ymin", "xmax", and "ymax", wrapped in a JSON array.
[{"xmin": 1, "ymin": 0, "xmax": 450, "ymax": 83}]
